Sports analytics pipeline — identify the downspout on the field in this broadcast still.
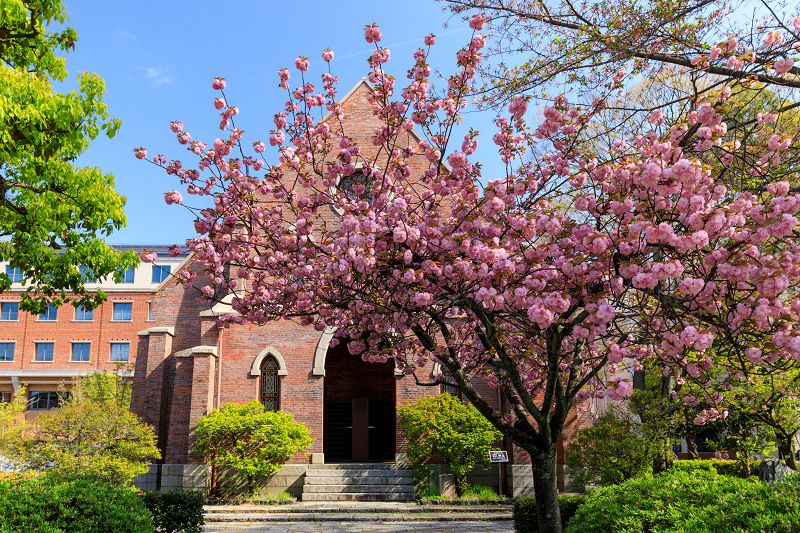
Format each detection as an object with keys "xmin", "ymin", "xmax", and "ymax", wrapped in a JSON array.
[{"xmin": 211, "ymin": 324, "xmax": 223, "ymax": 496}]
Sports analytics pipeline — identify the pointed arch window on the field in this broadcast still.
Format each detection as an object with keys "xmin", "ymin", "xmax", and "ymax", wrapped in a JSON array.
[{"xmin": 260, "ymin": 357, "xmax": 280, "ymax": 412}]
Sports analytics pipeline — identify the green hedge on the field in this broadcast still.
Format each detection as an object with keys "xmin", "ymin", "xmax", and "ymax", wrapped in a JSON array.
[
  {"xmin": 141, "ymin": 490, "xmax": 205, "ymax": 533},
  {"xmin": 0, "ymin": 474, "xmax": 153, "ymax": 533},
  {"xmin": 513, "ymin": 494, "xmax": 586, "ymax": 532},
  {"xmin": 671, "ymin": 459, "xmax": 760, "ymax": 478},
  {"xmin": 565, "ymin": 469, "xmax": 800, "ymax": 533}
]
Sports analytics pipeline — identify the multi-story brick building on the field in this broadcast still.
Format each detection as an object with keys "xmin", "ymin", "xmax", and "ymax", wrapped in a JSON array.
[{"xmin": 0, "ymin": 246, "xmax": 190, "ymax": 419}]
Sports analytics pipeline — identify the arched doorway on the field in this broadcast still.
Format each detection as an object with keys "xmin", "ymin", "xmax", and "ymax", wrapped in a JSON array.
[{"xmin": 323, "ymin": 343, "xmax": 396, "ymax": 462}]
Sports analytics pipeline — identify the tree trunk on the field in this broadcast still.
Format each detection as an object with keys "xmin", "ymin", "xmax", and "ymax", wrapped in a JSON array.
[
  {"xmin": 653, "ymin": 374, "xmax": 675, "ymax": 474},
  {"xmin": 778, "ymin": 438, "xmax": 798, "ymax": 471},
  {"xmin": 686, "ymin": 434, "xmax": 699, "ymax": 460},
  {"xmin": 530, "ymin": 445, "xmax": 563, "ymax": 533}
]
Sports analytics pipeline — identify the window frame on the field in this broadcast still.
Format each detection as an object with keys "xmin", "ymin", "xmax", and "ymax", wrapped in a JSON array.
[
  {"xmin": 74, "ymin": 305, "xmax": 94, "ymax": 321},
  {"xmin": 260, "ymin": 356, "xmax": 281, "ymax": 412},
  {"xmin": 28, "ymin": 391, "xmax": 68, "ymax": 410},
  {"xmin": 70, "ymin": 342, "xmax": 91, "ymax": 363},
  {"xmin": 34, "ymin": 342, "xmax": 55, "ymax": 362},
  {"xmin": 0, "ymin": 342, "xmax": 15, "ymax": 362},
  {"xmin": 109, "ymin": 342, "xmax": 130, "ymax": 363},
  {"xmin": 111, "ymin": 302, "xmax": 133, "ymax": 321},
  {"xmin": 37, "ymin": 304, "xmax": 58, "ymax": 321},
  {"xmin": 5, "ymin": 266, "xmax": 24, "ymax": 283},
  {"xmin": 119, "ymin": 267, "xmax": 136, "ymax": 283},
  {"xmin": 151, "ymin": 265, "xmax": 171, "ymax": 283},
  {"xmin": 0, "ymin": 302, "xmax": 19, "ymax": 321}
]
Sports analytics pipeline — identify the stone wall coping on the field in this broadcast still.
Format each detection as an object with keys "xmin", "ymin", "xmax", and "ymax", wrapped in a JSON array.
[
  {"xmin": 137, "ymin": 326, "xmax": 175, "ymax": 337},
  {"xmin": 175, "ymin": 346, "xmax": 219, "ymax": 358}
]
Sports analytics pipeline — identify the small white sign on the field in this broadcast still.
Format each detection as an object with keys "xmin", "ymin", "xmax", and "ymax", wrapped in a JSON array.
[{"xmin": 489, "ymin": 450, "xmax": 509, "ymax": 463}]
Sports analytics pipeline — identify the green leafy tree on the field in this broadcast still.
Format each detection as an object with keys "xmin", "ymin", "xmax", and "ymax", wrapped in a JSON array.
[
  {"xmin": 0, "ymin": 386, "xmax": 26, "ymax": 469},
  {"xmin": 71, "ymin": 369, "xmax": 133, "ymax": 408},
  {"xmin": 193, "ymin": 401, "xmax": 314, "ymax": 498},
  {"xmin": 0, "ymin": 0, "xmax": 137, "ymax": 313},
  {"xmin": 398, "ymin": 393, "xmax": 502, "ymax": 496},
  {"xmin": 566, "ymin": 404, "xmax": 659, "ymax": 489},
  {"xmin": 22, "ymin": 401, "xmax": 160, "ymax": 485}
]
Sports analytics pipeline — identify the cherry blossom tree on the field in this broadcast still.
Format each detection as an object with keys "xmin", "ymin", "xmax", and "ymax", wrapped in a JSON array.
[{"xmin": 140, "ymin": 14, "xmax": 800, "ymax": 533}]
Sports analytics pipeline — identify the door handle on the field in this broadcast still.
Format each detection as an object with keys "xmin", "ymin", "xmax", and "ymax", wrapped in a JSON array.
[{"xmin": 368, "ymin": 426, "xmax": 375, "ymax": 429}]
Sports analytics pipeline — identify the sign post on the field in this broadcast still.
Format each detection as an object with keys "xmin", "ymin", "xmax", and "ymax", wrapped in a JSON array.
[{"xmin": 489, "ymin": 450, "xmax": 509, "ymax": 496}]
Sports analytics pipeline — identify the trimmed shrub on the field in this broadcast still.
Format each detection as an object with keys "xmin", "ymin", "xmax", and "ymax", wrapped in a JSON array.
[
  {"xmin": 672, "ymin": 458, "xmax": 761, "ymax": 478},
  {"xmin": 565, "ymin": 468, "xmax": 800, "ymax": 533},
  {"xmin": 0, "ymin": 474, "xmax": 153, "ymax": 533},
  {"xmin": 141, "ymin": 490, "xmax": 205, "ymax": 533},
  {"xmin": 513, "ymin": 494, "xmax": 586, "ymax": 532}
]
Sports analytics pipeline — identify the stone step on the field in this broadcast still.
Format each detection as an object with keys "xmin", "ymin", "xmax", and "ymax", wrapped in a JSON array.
[
  {"xmin": 306, "ymin": 463, "xmax": 408, "ymax": 470},
  {"xmin": 305, "ymin": 475, "xmax": 412, "ymax": 485},
  {"xmin": 304, "ymin": 484, "xmax": 413, "ymax": 494},
  {"xmin": 301, "ymin": 493, "xmax": 416, "ymax": 502},
  {"xmin": 205, "ymin": 511, "xmax": 511, "ymax": 522},
  {"xmin": 204, "ymin": 505, "xmax": 512, "ymax": 514}
]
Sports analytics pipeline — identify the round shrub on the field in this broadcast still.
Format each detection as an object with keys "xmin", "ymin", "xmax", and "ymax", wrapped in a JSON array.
[
  {"xmin": 566, "ymin": 468, "xmax": 800, "ymax": 533},
  {"xmin": 0, "ymin": 474, "xmax": 153, "ymax": 533}
]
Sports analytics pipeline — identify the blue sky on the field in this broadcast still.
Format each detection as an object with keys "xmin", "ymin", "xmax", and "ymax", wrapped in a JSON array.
[{"xmin": 55, "ymin": 1, "xmax": 494, "ymax": 246}]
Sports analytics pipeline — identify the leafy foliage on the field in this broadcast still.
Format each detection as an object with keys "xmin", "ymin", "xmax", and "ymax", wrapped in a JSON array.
[
  {"xmin": 0, "ymin": 385, "xmax": 26, "ymax": 469},
  {"xmin": 22, "ymin": 401, "xmax": 160, "ymax": 485},
  {"xmin": 671, "ymin": 458, "xmax": 761, "ymax": 479},
  {"xmin": 0, "ymin": 0, "xmax": 137, "ymax": 313},
  {"xmin": 0, "ymin": 474, "xmax": 153, "ymax": 533},
  {"xmin": 193, "ymin": 401, "xmax": 313, "ymax": 498},
  {"xmin": 71, "ymin": 369, "xmax": 133, "ymax": 408},
  {"xmin": 566, "ymin": 404, "xmax": 657, "ymax": 488},
  {"xmin": 141, "ymin": 490, "xmax": 205, "ymax": 533},
  {"xmin": 565, "ymin": 469, "xmax": 800, "ymax": 533},
  {"xmin": 398, "ymin": 393, "xmax": 502, "ymax": 496}
]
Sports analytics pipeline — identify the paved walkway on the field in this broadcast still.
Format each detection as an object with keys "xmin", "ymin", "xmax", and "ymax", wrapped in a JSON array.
[{"xmin": 204, "ymin": 521, "xmax": 514, "ymax": 532}]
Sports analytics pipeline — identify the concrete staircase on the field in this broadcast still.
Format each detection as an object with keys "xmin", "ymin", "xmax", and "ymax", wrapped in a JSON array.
[{"xmin": 302, "ymin": 464, "xmax": 415, "ymax": 501}]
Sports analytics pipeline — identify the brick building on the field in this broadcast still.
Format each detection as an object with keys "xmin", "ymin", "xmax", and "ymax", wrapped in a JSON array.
[
  {"xmin": 129, "ymin": 80, "xmax": 593, "ymax": 498},
  {"xmin": 0, "ymin": 246, "xmax": 190, "ymax": 419}
]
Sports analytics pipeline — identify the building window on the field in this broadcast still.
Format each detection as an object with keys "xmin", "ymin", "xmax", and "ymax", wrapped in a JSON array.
[
  {"xmin": 260, "ymin": 357, "xmax": 280, "ymax": 412},
  {"xmin": 71, "ymin": 343, "xmax": 90, "ymax": 362},
  {"xmin": 39, "ymin": 305, "xmax": 57, "ymax": 321},
  {"xmin": 79, "ymin": 265, "xmax": 94, "ymax": 281},
  {"xmin": 28, "ymin": 391, "xmax": 68, "ymax": 410},
  {"xmin": 0, "ymin": 391, "xmax": 11, "ymax": 403},
  {"xmin": 0, "ymin": 343, "xmax": 14, "ymax": 362},
  {"xmin": 0, "ymin": 302, "xmax": 19, "ymax": 321},
  {"xmin": 110, "ymin": 343, "xmax": 129, "ymax": 362},
  {"xmin": 75, "ymin": 305, "xmax": 93, "ymax": 321},
  {"xmin": 35, "ymin": 342, "xmax": 54, "ymax": 362},
  {"xmin": 152, "ymin": 265, "xmax": 171, "ymax": 283},
  {"xmin": 112, "ymin": 303, "xmax": 132, "ymax": 321},
  {"xmin": 5, "ymin": 266, "xmax": 24, "ymax": 283},
  {"xmin": 337, "ymin": 172, "xmax": 374, "ymax": 206},
  {"xmin": 119, "ymin": 267, "xmax": 135, "ymax": 283},
  {"xmin": 148, "ymin": 302, "xmax": 154, "ymax": 321}
]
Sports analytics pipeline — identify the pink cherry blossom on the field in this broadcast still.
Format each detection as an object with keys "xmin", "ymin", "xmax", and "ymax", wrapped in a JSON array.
[
  {"xmin": 322, "ymin": 48, "xmax": 334, "ymax": 62},
  {"xmin": 134, "ymin": 148, "xmax": 147, "ymax": 160},
  {"xmin": 140, "ymin": 250, "xmax": 157, "ymax": 263},
  {"xmin": 212, "ymin": 77, "xmax": 226, "ymax": 90},
  {"xmin": 170, "ymin": 121, "xmax": 183, "ymax": 133},
  {"xmin": 164, "ymin": 190, "xmax": 183, "ymax": 205},
  {"xmin": 469, "ymin": 14, "xmax": 486, "ymax": 30},
  {"xmin": 424, "ymin": 34, "xmax": 436, "ymax": 45},
  {"xmin": 295, "ymin": 56, "xmax": 310, "ymax": 71},
  {"xmin": 169, "ymin": 244, "xmax": 182, "ymax": 257},
  {"xmin": 774, "ymin": 58, "xmax": 794, "ymax": 75}
]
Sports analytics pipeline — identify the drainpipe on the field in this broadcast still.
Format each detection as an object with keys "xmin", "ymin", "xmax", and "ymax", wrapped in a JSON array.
[{"xmin": 211, "ymin": 324, "xmax": 224, "ymax": 496}]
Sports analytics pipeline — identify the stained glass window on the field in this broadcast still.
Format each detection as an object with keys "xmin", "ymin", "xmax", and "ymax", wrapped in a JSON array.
[{"xmin": 260, "ymin": 357, "xmax": 280, "ymax": 412}]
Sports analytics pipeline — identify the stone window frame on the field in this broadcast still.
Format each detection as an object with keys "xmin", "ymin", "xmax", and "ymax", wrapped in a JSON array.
[{"xmin": 249, "ymin": 347, "xmax": 288, "ymax": 412}]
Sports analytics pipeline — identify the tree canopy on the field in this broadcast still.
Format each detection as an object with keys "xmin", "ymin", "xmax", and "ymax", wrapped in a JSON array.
[
  {"xmin": 144, "ymin": 8, "xmax": 800, "ymax": 533},
  {"xmin": 0, "ymin": 0, "xmax": 137, "ymax": 313}
]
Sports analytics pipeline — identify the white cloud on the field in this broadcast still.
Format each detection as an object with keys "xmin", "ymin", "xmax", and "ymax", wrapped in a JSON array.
[{"xmin": 144, "ymin": 66, "xmax": 173, "ymax": 86}]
